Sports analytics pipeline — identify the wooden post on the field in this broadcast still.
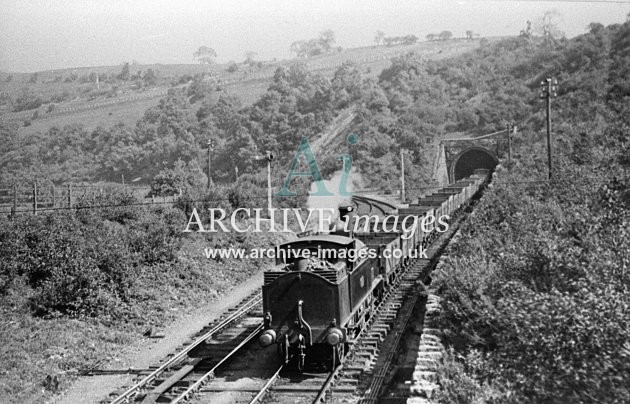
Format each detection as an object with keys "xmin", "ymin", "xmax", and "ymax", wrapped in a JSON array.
[
  {"xmin": 507, "ymin": 123, "xmax": 512, "ymax": 170},
  {"xmin": 207, "ymin": 139, "xmax": 214, "ymax": 189},
  {"xmin": 33, "ymin": 182, "xmax": 38, "ymax": 215},
  {"xmin": 264, "ymin": 151, "xmax": 274, "ymax": 217},
  {"xmin": 51, "ymin": 185, "xmax": 56, "ymax": 208},
  {"xmin": 541, "ymin": 78, "xmax": 557, "ymax": 180},
  {"xmin": 67, "ymin": 184, "xmax": 72, "ymax": 208},
  {"xmin": 546, "ymin": 80, "xmax": 553, "ymax": 180},
  {"xmin": 400, "ymin": 148, "xmax": 406, "ymax": 202},
  {"xmin": 12, "ymin": 184, "xmax": 17, "ymax": 217},
  {"xmin": 267, "ymin": 157, "xmax": 272, "ymax": 215}
]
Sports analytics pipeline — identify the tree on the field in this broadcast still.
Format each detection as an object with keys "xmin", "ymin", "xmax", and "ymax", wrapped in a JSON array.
[
  {"xmin": 118, "ymin": 62, "xmax": 130, "ymax": 81},
  {"xmin": 520, "ymin": 20, "xmax": 533, "ymax": 38},
  {"xmin": 533, "ymin": 10, "xmax": 565, "ymax": 39},
  {"xmin": 13, "ymin": 87, "xmax": 42, "ymax": 112},
  {"xmin": 290, "ymin": 40, "xmax": 308, "ymax": 57},
  {"xmin": 244, "ymin": 51, "xmax": 258, "ymax": 64},
  {"xmin": 290, "ymin": 30, "xmax": 337, "ymax": 58},
  {"xmin": 0, "ymin": 92, "xmax": 13, "ymax": 111},
  {"xmin": 143, "ymin": 68, "xmax": 157, "ymax": 86},
  {"xmin": 194, "ymin": 46, "xmax": 217, "ymax": 64},
  {"xmin": 426, "ymin": 33, "xmax": 436, "ymax": 41},
  {"xmin": 290, "ymin": 39, "xmax": 324, "ymax": 58},
  {"xmin": 438, "ymin": 30, "xmax": 453, "ymax": 41},
  {"xmin": 375, "ymin": 30, "xmax": 385, "ymax": 46},
  {"xmin": 319, "ymin": 29, "xmax": 336, "ymax": 53},
  {"xmin": 382, "ymin": 35, "xmax": 418, "ymax": 46},
  {"xmin": 150, "ymin": 159, "xmax": 206, "ymax": 197},
  {"xmin": 331, "ymin": 61, "xmax": 364, "ymax": 108}
]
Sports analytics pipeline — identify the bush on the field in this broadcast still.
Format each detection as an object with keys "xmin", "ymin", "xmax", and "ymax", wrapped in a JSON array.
[
  {"xmin": 150, "ymin": 159, "xmax": 206, "ymax": 197},
  {"xmin": 127, "ymin": 206, "xmax": 185, "ymax": 264},
  {"xmin": 0, "ymin": 213, "xmax": 137, "ymax": 317},
  {"xmin": 227, "ymin": 62, "xmax": 239, "ymax": 73},
  {"xmin": 0, "ymin": 189, "xmax": 186, "ymax": 317}
]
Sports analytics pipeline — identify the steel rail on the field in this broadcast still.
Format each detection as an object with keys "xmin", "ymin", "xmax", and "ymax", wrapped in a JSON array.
[
  {"xmin": 352, "ymin": 195, "xmax": 395, "ymax": 216},
  {"xmin": 248, "ymin": 365, "xmax": 284, "ymax": 404},
  {"xmin": 353, "ymin": 194, "xmax": 398, "ymax": 211},
  {"xmin": 171, "ymin": 323, "xmax": 264, "ymax": 403},
  {"xmin": 312, "ymin": 364, "xmax": 343, "ymax": 403}
]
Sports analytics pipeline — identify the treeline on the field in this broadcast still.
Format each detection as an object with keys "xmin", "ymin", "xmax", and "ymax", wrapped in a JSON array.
[
  {"xmin": 426, "ymin": 31, "xmax": 453, "ymax": 41},
  {"xmin": 382, "ymin": 35, "xmax": 419, "ymax": 46},
  {"xmin": 0, "ymin": 61, "xmax": 379, "ymax": 191},
  {"xmin": 1, "ymin": 31, "xmax": 537, "ymax": 197},
  {"xmin": 290, "ymin": 30, "xmax": 339, "ymax": 58}
]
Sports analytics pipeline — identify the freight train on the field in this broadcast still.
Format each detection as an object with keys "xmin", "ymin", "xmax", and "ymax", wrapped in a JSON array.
[{"xmin": 258, "ymin": 171, "xmax": 488, "ymax": 370}]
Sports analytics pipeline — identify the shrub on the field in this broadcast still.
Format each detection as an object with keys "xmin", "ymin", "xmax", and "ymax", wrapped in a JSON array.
[
  {"xmin": 150, "ymin": 159, "xmax": 206, "ymax": 197},
  {"xmin": 0, "ymin": 212, "xmax": 137, "ymax": 316}
]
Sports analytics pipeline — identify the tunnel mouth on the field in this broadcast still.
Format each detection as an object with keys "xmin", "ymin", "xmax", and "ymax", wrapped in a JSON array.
[{"xmin": 452, "ymin": 148, "xmax": 498, "ymax": 181}]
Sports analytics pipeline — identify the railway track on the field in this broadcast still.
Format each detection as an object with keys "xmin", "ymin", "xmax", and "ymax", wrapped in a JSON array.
[
  {"xmin": 106, "ymin": 291, "xmax": 263, "ymax": 403},
  {"xmin": 104, "ymin": 185, "xmax": 483, "ymax": 404},
  {"xmin": 245, "ymin": 227, "xmax": 461, "ymax": 404},
  {"xmin": 240, "ymin": 192, "xmax": 477, "ymax": 404},
  {"xmin": 351, "ymin": 195, "xmax": 398, "ymax": 217},
  {"xmin": 242, "ymin": 262, "xmax": 434, "ymax": 404}
]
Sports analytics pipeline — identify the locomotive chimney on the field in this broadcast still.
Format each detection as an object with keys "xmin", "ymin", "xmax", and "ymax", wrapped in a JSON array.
[{"xmin": 331, "ymin": 205, "xmax": 353, "ymax": 237}]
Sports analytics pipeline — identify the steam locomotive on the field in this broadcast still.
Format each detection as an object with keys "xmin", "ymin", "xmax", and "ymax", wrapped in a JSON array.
[{"xmin": 258, "ymin": 171, "xmax": 488, "ymax": 369}]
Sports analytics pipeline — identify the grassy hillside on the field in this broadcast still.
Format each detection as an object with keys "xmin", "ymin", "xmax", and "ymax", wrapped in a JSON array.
[{"xmin": 2, "ymin": 38, "xmax": 489, "ymax": 137}]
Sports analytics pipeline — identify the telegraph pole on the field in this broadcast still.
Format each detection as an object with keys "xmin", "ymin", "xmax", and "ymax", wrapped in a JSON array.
[
  {"xmin": 506, "ymin": 122, "xmax": 512, "ymax": 170},
  {"xmin": 253, "ymin": 151, "xmax": 274, "ymax": 215},
  {"xmin": 400, "ymin": 148, "xmax": 406, "ymax": 202},
  {"xmin": 540, "ymin": 78, "xmax": 558, "ymax": 180},
  {"xmin": 207, "ymin": 139, "xmax": 215, "ymax": 189},
  {"xmin": 265, "ymin": 151, "xmax": 274, "ymax": 215}
]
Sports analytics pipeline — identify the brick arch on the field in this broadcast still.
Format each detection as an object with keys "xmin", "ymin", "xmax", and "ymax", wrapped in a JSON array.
[{"xmin": 450, "ymin": 146, "xmax": 498, "ymax": 182}]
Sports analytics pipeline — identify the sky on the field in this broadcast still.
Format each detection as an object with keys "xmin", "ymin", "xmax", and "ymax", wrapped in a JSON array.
[{"xmin": 0, "ymin": 0, "xmax": 628, "ymax": 72}]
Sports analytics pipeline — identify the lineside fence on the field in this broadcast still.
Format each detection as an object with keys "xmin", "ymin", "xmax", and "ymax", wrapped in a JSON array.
[{"xmin": 0, "ymin": 183, "xmax": 177, "ymax": 216}]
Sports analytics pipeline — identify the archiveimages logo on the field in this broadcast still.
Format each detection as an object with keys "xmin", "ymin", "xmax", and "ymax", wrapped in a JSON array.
[{"xmin": 182, "ymin": 134, "xmax": 450, "ymax": 237}]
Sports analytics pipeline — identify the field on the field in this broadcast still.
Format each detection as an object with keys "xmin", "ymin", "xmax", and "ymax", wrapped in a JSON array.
[{"xmin": 16, "ymin": 96, "xmax": 162, "ymax": 136}]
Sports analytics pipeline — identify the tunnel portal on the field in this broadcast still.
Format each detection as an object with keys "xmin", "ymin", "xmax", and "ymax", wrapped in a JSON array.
[{"xmin": 452, "ymin": 147, "xmax": 498, "ymax": 181}]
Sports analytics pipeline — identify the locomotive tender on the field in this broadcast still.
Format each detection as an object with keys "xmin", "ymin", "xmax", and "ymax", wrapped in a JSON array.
[{"xmin": 258, "ymin": 171, "xmax": 488, "ymax": 369}]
